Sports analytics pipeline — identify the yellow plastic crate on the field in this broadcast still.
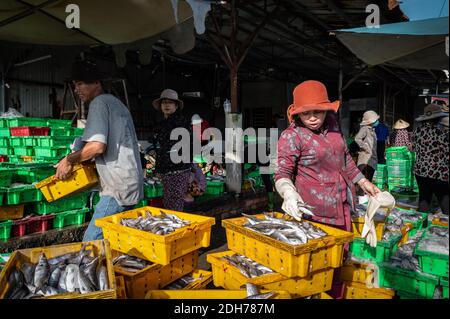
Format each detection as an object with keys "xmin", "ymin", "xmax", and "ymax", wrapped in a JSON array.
[
  {"xmin": 432, "ymin": 217, "xmax": 448, "ymax": 227},
  {"xmin": 398, "ymin": 223, "xmax": 413, "ymax": 245},
  {"xmin": 35, "ymin": 163, "xmax": 98, "ymax": 202},
  {"xmin": 340, "ymin": 261, "xmax": 379, "ymax": 287},
  {"xmin": 113, "ymin": 250, "xmax": 198, "ymax": 299},
  {"xmin": 96, "ymin": 206, "xmax": 215, "ymax": 265},
  {"xmin": 0, "ymin": 240, "xmax": 116, "ymax": 299},
  {"xmin": 343, "ymin": 281, "xmax": 395, "ymax": 299},
  {"xmin": 207, "ymin": 250, "xmax": 334, "ymax": 298},
  {"xmin": 145, "ymin": 289, "xmax": 292, "ymax": 299},
  {"xmin": 222, "ymin": 212, "xmax": 354, "ymax": 278},
  {"xmin": 313, "ymin": 292, "xmax": 333, "ymax": 299},
  {"xmin": 351, "ymin": 216, "xmax": 386, "ymax": 241},
  {"xmin": 21, "ymin": 156, "xmax": 34, "ymax": 162},
  {"xmin": 0, "ymin": 204, "xmax": 24, "ymax": 222}
]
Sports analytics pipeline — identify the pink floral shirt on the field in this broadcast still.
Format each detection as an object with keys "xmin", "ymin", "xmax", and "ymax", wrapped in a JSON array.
[{"xmin": 275, "ymin": 113, "xmax": 364, "ymax": 226}]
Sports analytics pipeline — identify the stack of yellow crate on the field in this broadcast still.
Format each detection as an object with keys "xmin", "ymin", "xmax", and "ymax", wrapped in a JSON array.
[
  {"xmin": 95, "ymin": 206, "xmax": 215, "ymax": 299},
  {"xmin": 340, "ymin": 261, "xmax": 395, "ymax": 299},
  {"xmin": 207, "ymin": 212, "xmax": 354, "ymax": 299}
]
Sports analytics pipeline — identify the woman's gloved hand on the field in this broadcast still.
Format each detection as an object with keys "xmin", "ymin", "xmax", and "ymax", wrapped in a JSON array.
[
  {"xmin": 275, "ymin": 178, "xmax": 304, "ymax": 221},
  {"xmin": 358, "ymin": 178, "xmax": 381, "ymax": 197}
]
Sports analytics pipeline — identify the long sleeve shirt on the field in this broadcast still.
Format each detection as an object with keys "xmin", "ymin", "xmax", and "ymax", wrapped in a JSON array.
[
  {"xmin": 413, "ymin": 122, "xmax": 449, "ymax": 182},
  {"xmin": 355, "ymin": 125, "xmax": 378, "ymax": 168},
  {"xmin": 275, "ymin": 113, "xmax": 364, "ymax": 226}
]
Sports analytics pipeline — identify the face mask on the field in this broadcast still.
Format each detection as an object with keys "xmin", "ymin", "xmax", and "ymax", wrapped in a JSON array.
[{"xmin": 372, "ymin": 120, "xmax": 379, "ymax": 127}]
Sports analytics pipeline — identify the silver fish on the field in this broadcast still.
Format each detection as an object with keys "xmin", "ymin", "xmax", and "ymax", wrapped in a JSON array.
[
  {"xmin": 48, "ymin": 252, "xmax": 78, "ymax": 266},
  {"xmin": 243, "ymin": 214, "xmax": 327, "ymax": 245},
  {"xmin": 97, "ymin": 265, "xmax": 109, "ymax": 290},
  {"xmin": 222, "ymin": 254, "xmax": 274, "ymax": 279},
  {"xmin": 78, "ymin": 267, "xmax": 96, "ymax": 294},
  {"xmin": 245, "ymin": 283, "xmax": 260, "ymax": 297},
  {"xmin": 34, "ymin": 253, "xmax": 50, "ymax": 290},
  {"xmin": 113, "ymin": 254, "xmax": 151, "ymax": 272},
  {"xmin": 20, "ymin": 263, "xmax": 35, "ymax": 285},
  {"xmin": 165, "ymin": 275, "xmax": 202, "ymax": 289},
  {"xmin": 58, "ymin": 267, "xmax": 68, "ymax": 291},
  {"xmin": 48, "ymin": 264, "xmax": 64, "ymax": 288},
  {"xmin": 6, "ymin": 268, "xmax": 25, "ymax": 299},
  {"xmin": 82, "ymin": 257, "xmax": 100, "ymax": 288},
  {"xmin": 42, "ymin": 285, "xmax": 60, "ymax": 296},
  {"xmin": 10, "ymin": 288, "xmax": 28, "ymax": 300},
  {"xmin": 65, "ymin": 264, "xmax": 80, "ymax": 293},
  {"xmin": 245, "ymin": 292, "xmax": 277, "ymax": 299},
  {"xmin": 120, "ymin": 210, "xmax": 190, "ymax": 235}
]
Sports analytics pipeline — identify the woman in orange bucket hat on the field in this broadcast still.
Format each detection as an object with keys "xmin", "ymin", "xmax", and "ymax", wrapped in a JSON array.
[{"xmin": 275, "ymin": 80, "xmax": 380, "ymax": 227}]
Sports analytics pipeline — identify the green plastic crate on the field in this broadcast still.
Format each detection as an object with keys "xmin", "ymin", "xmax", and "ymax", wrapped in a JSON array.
[
  {"xmin": 33, "ymin": 192, "xmax": 89, "ymax": 215},
  {"xmin": 0, "ymin": 146, "xmax": 13, "ymax": 155},
  {"xmin": 205, "ymin": 181, "xmax": 225, "ymax": 195},
  {"xmin": 53, "ymin": 208, "xmax": 90, "ymax": 229},
  {"xmin": 0, "ymin": 220, "xmax": 13, "ymax": 241},
  {"xmin": 0, "ymin": 118, "xmax": 7, "ymax": 128},
  {"xmin": 14, "ymin": 167, "xmax": 55, "ymax": 184},
  {"xmin": 13, "ymin": 147, "xmax": 34, "ymax": 156},
  {"xmin": 414, "ymin": 226, "xmax": 449, "ymax": 278},
  {"xmin": 386, "ymin": 146, "xmax": 409, "ymax": 159},
  {"xmin": 6, "ymin": 185, "xmax": 43, "ymax": 205},
  {"xmin": 36, "ymin": 136, "xmax": 75, "ymax": 147},
  {"xmin": 134, "ymin": 199, "xmax": 148, "ymax": 208},
  {"xmin": 0, "ymin": 188, "xmax": 6, "ymax": 205},
  {"xmin": 34, "ymin": 146, "xmax": 70, "ymax": 158},
  {"xmin": 379, "ymin": 264, "xmax": 439, "ymax": 299},
  {"xmin": 396, "ymin": 290, "xmax": 424, "ymax": 299},
  {"xmin": 0, "ymin": 128, "xmax": 10, "ymax": 137},
  {"xmin": 33, "ymin": 157, "xmax": 61, "ymax": 164},
  {"xmin": 71, "ymin": 128, "xmax": 84, "ymax": 137},
  {"xmin": 144, "ymin": 184, "xmax": 163, "ymax": 199},
  {"xmin": 441, "ymin": 278, "xmax": 449, "ymax": 299},
  {"xmin": 0, "ymin": 138, "xmax": 9, "ymax": 147},
  {"xmin": 4, "ymin": 156, "xmax": 21, "ymax": 163},
  {"xmin": 0, "ymin": 169, "xmax": 14, "ymax": 187},
  {"xmin": 6, "ymin": 117, "xmax": 48, "ymax": 127},
  {"xmin": 49, "ymin": 127, "xmax": 70, "ymax": 136},
  {"xmin": 46, "ymin": 119, "xmax": 73, "ymax": 128},
  {"xmin": 10, "ymin": 137, "xmax": 36, "ymax": 147},
  {"xmin": 349, "ymin": 234, "xmax": 402, "ymax": 263}
]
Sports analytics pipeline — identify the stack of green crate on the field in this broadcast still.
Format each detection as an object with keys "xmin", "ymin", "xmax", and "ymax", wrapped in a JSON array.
[
  {"xmin": 373, "ymin": 164, "xmax": 388, "ymax": 189},
  {"xmin": 407, "ymin": 151, "xmax": 419, "ymax": 192},
  {"xmin": 385, "ymin": 146, "xmax": 417, "ymax": 191}
]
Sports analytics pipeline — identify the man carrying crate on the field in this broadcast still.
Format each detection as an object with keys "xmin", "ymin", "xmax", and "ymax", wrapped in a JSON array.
[{"xmin": 55, "ymin": 59, "xmax": 143, "ymax": 241}]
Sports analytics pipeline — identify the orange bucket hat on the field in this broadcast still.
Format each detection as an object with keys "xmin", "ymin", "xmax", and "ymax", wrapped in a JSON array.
[{"xmin": 287, "ymin": 80, "xmax": 340, "ymax": 123}]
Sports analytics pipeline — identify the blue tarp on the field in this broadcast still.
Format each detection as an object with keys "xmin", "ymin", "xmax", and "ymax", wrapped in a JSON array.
[
  {"xmin": 335, "ymin": 17, "xmax": 449, "ymax": 70},
  {"xmin": 337, "ymin": 17, "xmax": 448, "ymax": 36}
]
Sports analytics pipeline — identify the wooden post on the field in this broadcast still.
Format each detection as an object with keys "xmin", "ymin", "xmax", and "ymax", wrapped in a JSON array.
[{"xmin": 206, "ymin": 1, "xmax": 277, "ymax": 194}]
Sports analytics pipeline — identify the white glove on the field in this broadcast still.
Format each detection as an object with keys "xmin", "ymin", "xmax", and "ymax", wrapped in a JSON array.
[
  {"xmin": 362, "ymin": 191, "xmax": 396, "ymax": 247},
  {"xmin": 275, "ymin": 178, "xmax": 304, "ymax": 221}
]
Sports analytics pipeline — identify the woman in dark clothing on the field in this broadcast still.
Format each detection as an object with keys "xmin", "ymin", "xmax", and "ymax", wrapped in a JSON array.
[
  {"xmin": 153, "ymin": 89, "xmax": 192, "ymax": 211},
  {"xmin": 413, "ymin": 104, "xmax": 449, "ymax": 214}
]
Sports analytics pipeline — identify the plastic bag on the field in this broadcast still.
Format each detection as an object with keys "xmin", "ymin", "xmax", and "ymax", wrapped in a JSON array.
[{"xmin": 0, "ymin": 107, "xmax": 25, "ymax": 118}]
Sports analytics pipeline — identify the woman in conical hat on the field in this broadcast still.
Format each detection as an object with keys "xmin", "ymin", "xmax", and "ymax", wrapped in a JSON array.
[{"xmin": 389, "ymin": 119, "xmax": 413, "ymax": 151}]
